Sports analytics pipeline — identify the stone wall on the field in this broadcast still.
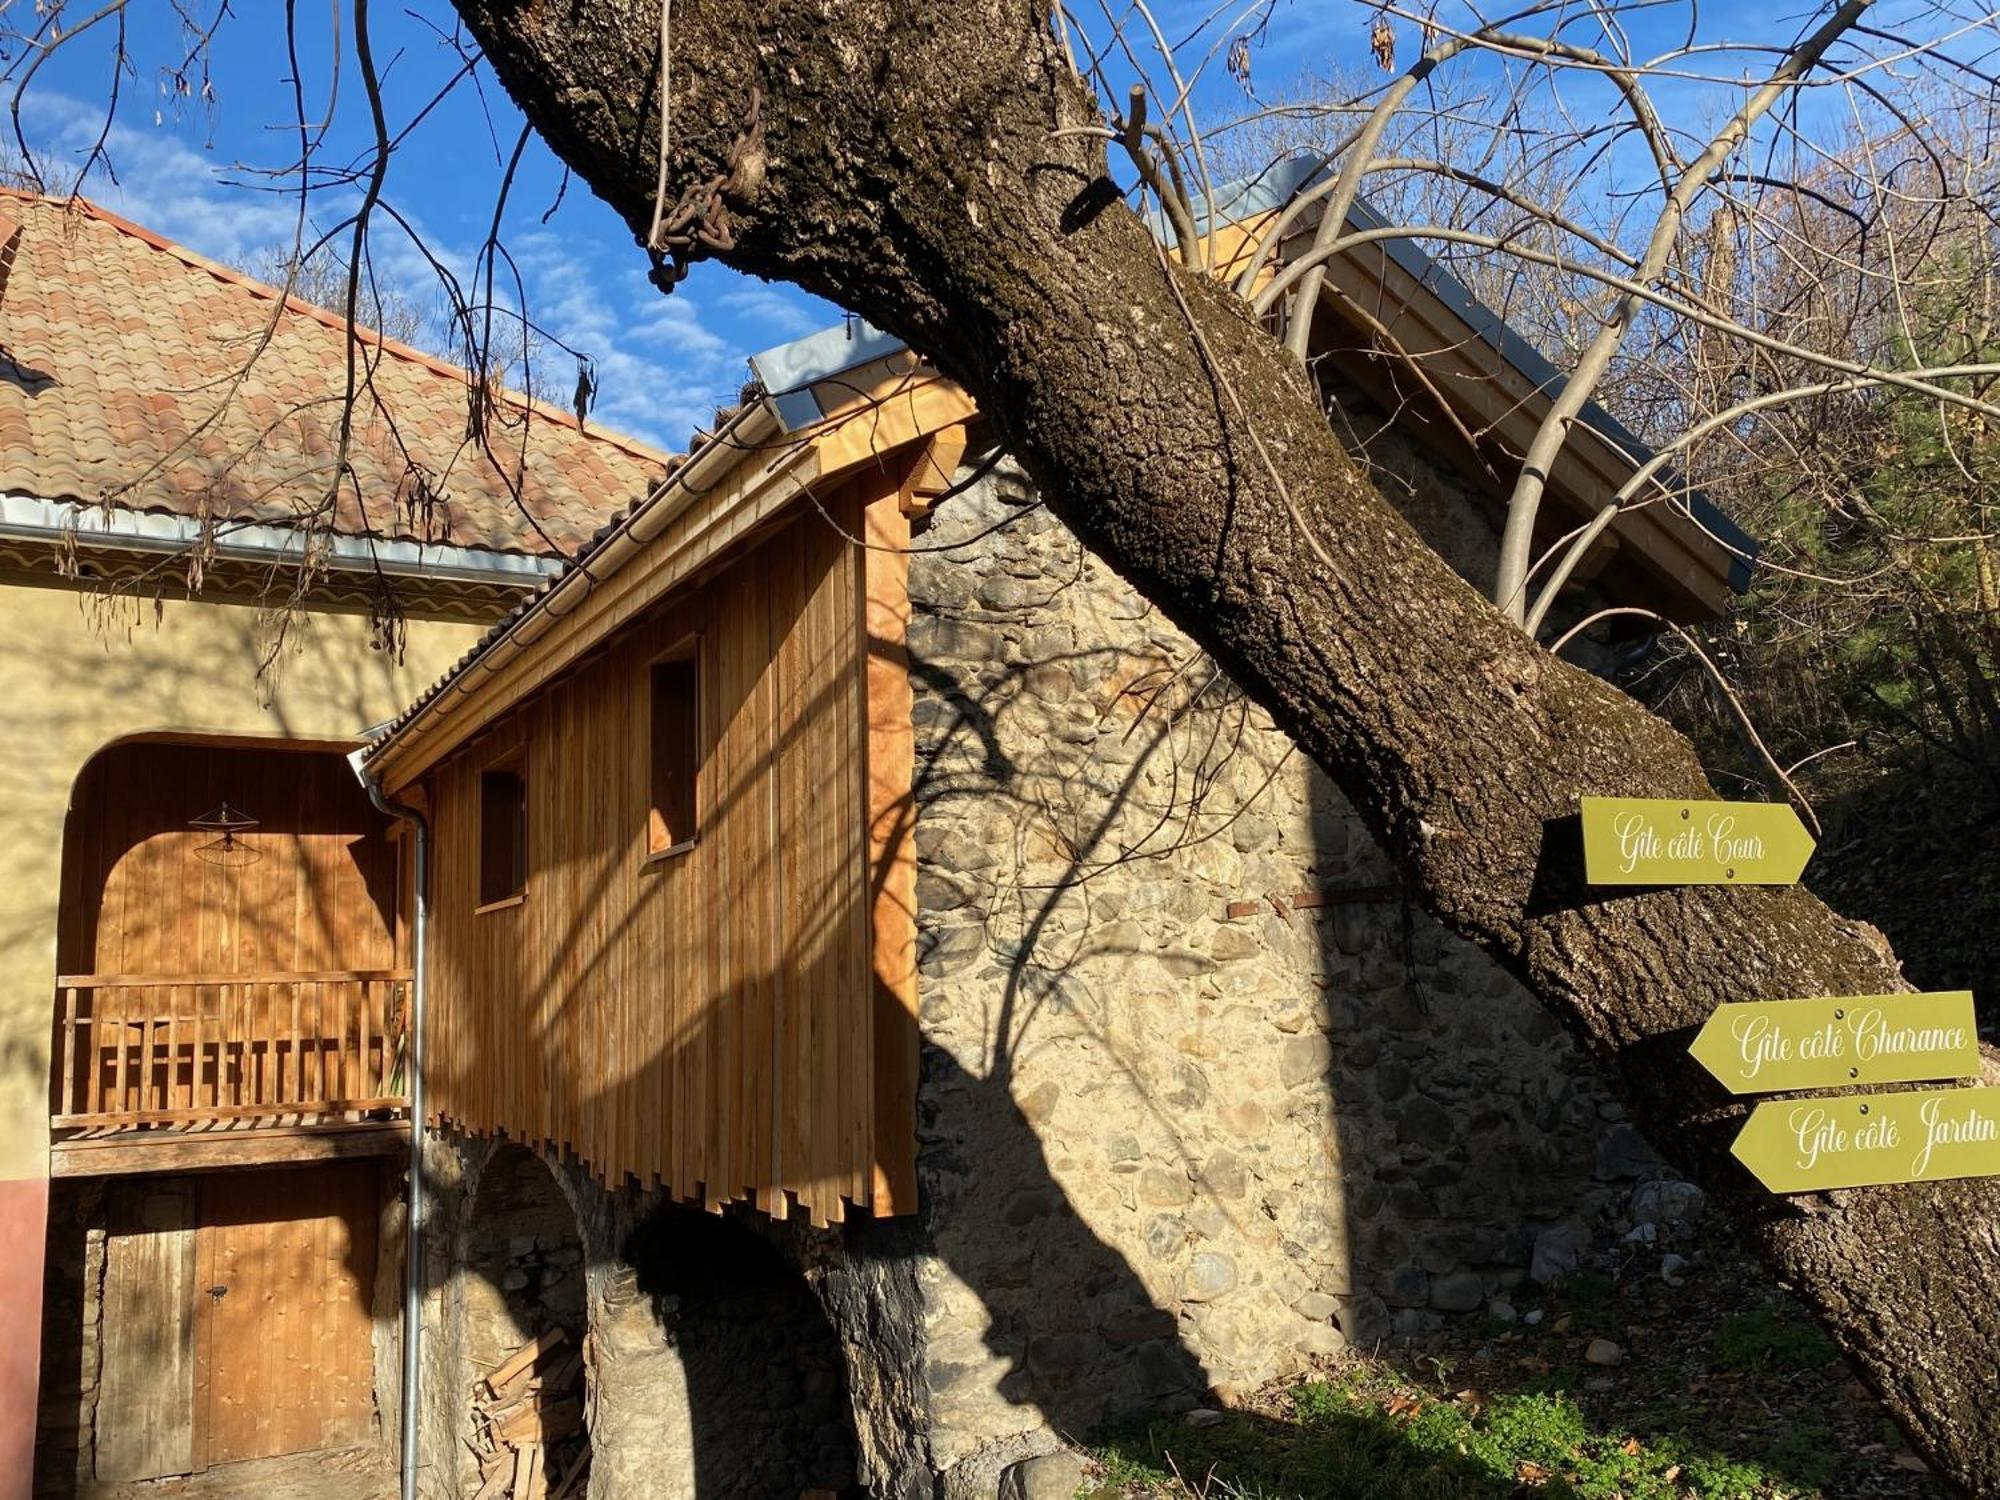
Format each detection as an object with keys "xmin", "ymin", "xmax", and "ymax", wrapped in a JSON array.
[
  {"xmin": 899, "ymin": 454, "xmax": 1665, "ymax": 1480},
  {"xmin": 32, "ymin": 1179, "xmax": 102, "ymax": 1495},
  {"xmin": 418, "ymin": 1131, "xmax": 903, "ymax": 1500}
]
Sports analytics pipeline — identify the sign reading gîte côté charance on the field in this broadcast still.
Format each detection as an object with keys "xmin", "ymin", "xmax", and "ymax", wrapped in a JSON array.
[
  {"xmin": 1730, "ymin": 1086, "xmax": 2000, "ymax": 1193},
  {"xmin": 1578, "ymin": 796, "xmax": 1816, "ymax": 886},
  {"xmin": 1688, "ymin": 992, "xmax": 1981, "ymax": 1094}
]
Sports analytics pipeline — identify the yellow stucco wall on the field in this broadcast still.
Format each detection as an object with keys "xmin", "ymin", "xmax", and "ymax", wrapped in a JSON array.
[{"xmin": 0, "ymin": 580, "xmax": 487, "ymax": 1181}]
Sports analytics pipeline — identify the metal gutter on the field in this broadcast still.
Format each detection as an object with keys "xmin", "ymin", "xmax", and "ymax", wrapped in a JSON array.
[
  {"xmin": 0, "ymin": 492, "xmax": 564, "ymax": 586},
  {"xmin": 349, "ymin": 751, "xmax": 430, "ymax": 1500},
  {"xmin": 360, "ymin": 399, "xmax": 783, "ymax": 782}
]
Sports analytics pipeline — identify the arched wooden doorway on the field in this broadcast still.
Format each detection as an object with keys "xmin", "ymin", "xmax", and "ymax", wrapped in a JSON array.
[{"xmin": 37, "ymin": 737, "xmax": 409, "ymax": 1496}]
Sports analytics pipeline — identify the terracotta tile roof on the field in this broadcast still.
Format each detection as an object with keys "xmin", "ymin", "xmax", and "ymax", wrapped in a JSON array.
[{"xmin": 0, "ymin": 190, "xmax": 673, "ymax": 557}]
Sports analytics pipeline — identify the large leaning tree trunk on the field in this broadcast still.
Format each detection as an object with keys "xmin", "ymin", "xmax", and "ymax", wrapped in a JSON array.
[{"xmin": 454, "ymin": 2, "xmax": 2000, "ymax": 1488}]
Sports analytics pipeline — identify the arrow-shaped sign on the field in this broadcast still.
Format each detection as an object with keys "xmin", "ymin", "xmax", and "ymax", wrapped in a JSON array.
[
  {"xmin": 1731, "ymin": 1086, "xmax": 2000, "ymax": 1193},
  {"xmin": 1690, "ymin": 992, "xmax": 1979, "ymax": 1094},
  {"xmin": 1579, "ymin": 796, "xmax": 1815, "ymax": 886}
]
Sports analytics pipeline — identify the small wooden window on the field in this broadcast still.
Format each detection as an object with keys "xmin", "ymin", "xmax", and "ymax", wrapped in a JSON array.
[
  {"xmin": 648, "ymin": 647, "xmax": 700, "ymax": 855},
  {"xmin": 478, "ymin": 762, "xmax": 528, "ymax": 907}
]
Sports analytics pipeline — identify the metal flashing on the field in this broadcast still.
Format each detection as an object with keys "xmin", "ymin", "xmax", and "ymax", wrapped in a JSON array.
[
  {"xmin": 0, "ymin": 492, "xmax": 563, "ymax": 584},
  {"xmin": 749, "ymin": 318, "xmax": 906, "ymax": 430}
]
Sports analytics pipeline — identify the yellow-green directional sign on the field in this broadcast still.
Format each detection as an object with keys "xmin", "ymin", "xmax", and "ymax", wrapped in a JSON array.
[
  {"xmin": 1579, "ymin": 796, "xmax": 1815, "ymax": 886},
  {"xmin": 1690, "ymin": 992, "xmax": 1980, "ymax": 1094},
  {"xmin": 1732, "ymin": 1086, "xmax": 2000, "ymax": 1193}
]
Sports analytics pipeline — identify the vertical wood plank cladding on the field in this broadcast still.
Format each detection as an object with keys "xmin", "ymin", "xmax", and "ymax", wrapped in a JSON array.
[
  {"xmin": 864, "ymin": 484, "xmax": 921, "ymax": 1216},
  {"xmin": 675, "ymin": 598, "xmax": 710, "ymax": 1199},
  {"xmin": 716, "ymin": 560, "xmax": 776, "ymax": 1208},
  {"xmin": 63, "ymin": 745, "xmax": 399, "ymax": 978},
  {"xmin": 419, "ymin": 495, "xmax": 904, "ymax": 1217},
  {"xmin": 815, "ymin": 489, "xmax": 869, "ymax": 1223},
  {"xmin": 769, "ymin": 518, "xmax": 813, "ymax": 1212}
]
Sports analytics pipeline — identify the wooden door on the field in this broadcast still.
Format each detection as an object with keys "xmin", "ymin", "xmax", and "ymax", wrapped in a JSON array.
[
  {"xmin": 95, "ymin": 1179, "xmax": 199, "ymax": 1481},
  {"xmin": 195, "ymin": 1161, "xmax": 382, "ymax": 1467}
]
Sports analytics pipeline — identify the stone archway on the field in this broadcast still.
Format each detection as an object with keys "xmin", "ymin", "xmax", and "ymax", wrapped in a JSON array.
[{"xmin": 424, "ymin": 1129, "xmax": 887, "ymax": 1498}]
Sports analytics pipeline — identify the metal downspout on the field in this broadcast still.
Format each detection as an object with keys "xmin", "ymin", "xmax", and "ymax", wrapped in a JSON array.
[{"xmin": 350, "ymin": 749, "xmax": 429, "ymax": 1500}]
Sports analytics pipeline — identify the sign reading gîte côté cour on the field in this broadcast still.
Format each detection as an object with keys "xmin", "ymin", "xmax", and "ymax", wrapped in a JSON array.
[
  {"xmin": 1689, "ymin": 992, "xmax": 1980, "ymax": 1094},
  {"xmin": 1731, "ymin": 1087, "xmax": 2000, "ymax": 1193},
  {"xmin": 1579, "ymin": 796, "xmax": 1815, "ymax": 886}
]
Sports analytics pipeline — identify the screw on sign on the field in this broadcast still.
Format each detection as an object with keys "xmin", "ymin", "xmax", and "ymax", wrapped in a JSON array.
[{"xmin": 1578, "ymin": 796, "xmax": 1815, "ymax": 886}]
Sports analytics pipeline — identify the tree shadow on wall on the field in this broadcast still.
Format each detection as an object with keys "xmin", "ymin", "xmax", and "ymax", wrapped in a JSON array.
[
  {"xmin": 870, "ymin": 625, "xmax": 1232, "ymax": 1451},
  {"xmin": 623, "ymin": 1202, "xmax": 868, "ymax": 1499},
  {"xmin": 905, "ymin": 1045, "xmax": 1210, "ymax": 1424}
]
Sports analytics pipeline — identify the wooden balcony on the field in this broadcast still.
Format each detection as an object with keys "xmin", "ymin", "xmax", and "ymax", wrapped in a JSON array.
[{"xmin": 52, "ymin": 969, "xmax": 412, "ymax": 1132}]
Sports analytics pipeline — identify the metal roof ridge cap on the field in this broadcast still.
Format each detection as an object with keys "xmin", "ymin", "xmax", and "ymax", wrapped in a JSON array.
[{"xmin": 749, "ymin": 320, "xmax": 908, "ymax": 405}]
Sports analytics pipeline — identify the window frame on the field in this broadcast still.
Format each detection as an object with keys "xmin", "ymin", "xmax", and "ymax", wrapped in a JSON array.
[
  {"xmin": 474, "ymin": 750, "xmax": 530, "ymax": 912},
  {"xmin": 644, "ymin": 635, "xmax": 703, "ymax": 863}
]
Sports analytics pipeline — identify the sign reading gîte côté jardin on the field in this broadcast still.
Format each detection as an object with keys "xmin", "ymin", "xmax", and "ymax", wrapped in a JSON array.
[
  {"xmin": 1730, "ymin": 1086, "xmax": 2000, "ymax": 1193},
  {"xmin": 1578, "ymin": 796, "xmax": 1816, "ymax": 886},
  {"xmin": 1689, "ymin": 992, "xmax": 1981, "ymax": 1094}
]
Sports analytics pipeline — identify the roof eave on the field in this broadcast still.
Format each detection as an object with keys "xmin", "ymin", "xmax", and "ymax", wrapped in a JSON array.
[{"xmin": 0, "ymin": 492, "xmax": 566, "ymax": 586}]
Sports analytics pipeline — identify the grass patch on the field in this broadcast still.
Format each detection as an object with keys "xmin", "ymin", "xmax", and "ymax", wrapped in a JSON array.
[
  {"xmin": 1714, "ymin": 1307, "xmax": 1840, "ymax": 1375},
  {"xmin": 1090, "ymin": 1370, "xmax": 1822, "ymax": 1499}
]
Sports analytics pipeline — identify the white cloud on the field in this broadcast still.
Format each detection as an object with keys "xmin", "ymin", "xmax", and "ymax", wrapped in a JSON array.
[
  {"xmin": 19, "ymin": 90, "xmax": 302, "ymax": 264},
  {"xmin": 718, "ymin": 280, "xmax": 827, "ymax": 340},
  {"xmin": 16, "ymin": 89, "xmax": 842, "ymax": 452}
]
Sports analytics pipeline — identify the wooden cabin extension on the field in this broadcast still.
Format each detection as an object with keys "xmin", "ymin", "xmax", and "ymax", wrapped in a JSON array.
[
  {"xmin": 367, "ymin": 356, "xmax": 969, "ymax": 1225},
  {"xmin": 426, "ymin": 487, "xmax": 878, "ymax": 1223}
]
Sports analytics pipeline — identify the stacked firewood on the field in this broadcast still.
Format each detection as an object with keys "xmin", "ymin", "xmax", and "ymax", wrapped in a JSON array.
[{"xmin": 468, "ymin": 1327, "xmax": 590, "ymax": 1500}]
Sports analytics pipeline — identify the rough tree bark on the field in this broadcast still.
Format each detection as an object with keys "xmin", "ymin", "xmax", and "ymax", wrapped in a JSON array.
[{"xmin": 452, "ymin": 2, "xmax": 1999, "ymax": 1489}]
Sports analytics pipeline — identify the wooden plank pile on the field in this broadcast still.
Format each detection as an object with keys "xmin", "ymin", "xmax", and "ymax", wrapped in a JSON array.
[{"xmin": 468, "ymin": 1327, "xmax": 590, "ymax": 1499}]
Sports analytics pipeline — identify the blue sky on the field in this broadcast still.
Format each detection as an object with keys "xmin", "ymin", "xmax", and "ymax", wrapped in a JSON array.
[{"xmin": 12, "ymin": 2, "xmax": 1940, "ymax": 449}]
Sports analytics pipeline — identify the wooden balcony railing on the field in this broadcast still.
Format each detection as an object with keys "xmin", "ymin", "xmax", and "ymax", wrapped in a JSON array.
[{"xmin": 52, "ymin": 970, "xmax": 412, "ymax": 1129}]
